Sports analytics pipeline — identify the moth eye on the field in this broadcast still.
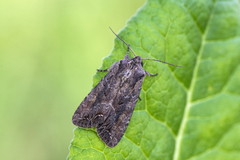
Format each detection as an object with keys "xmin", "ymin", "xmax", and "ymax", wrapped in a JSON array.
[{"xmin": 141, "ymin": 62, "xmax": 143, "ymax": 66}]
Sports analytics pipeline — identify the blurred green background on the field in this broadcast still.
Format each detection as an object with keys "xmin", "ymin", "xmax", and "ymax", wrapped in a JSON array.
[{"xmin": 0, "ymin": 0, "xmax": 145, "ymax": 159}]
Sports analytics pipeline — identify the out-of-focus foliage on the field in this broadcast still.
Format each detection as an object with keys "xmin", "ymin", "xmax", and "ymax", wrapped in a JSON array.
[{"xmin": 0, "ymin": 0, "xmax": 145, "ymax": 159}]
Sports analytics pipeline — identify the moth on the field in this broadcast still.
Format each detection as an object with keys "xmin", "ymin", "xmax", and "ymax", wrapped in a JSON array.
[{"xmin": 72, "ymin": 28, "xmax": 183, "ymax": 148}]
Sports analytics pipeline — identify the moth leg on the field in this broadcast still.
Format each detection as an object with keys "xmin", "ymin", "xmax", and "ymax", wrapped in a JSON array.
[
  {"xmin": 145, "ymin": 71, "xmax": 158, "ymax": 77},
  {"xmin": 138, "ymin": 96, "xmax": 142, "ymax": 101},
  {"xmin": 97, "ymin": 61, "xmax": 119, "ymax": 72},
  {"xmin": 97, "ymin": 68, "xmax": 110, "ymax": 72}
]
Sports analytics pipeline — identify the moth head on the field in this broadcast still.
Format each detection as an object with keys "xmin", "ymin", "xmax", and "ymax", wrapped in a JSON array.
[{"xmin": 131, "ymin": 56, "xmax": 142, "ymax": 64}]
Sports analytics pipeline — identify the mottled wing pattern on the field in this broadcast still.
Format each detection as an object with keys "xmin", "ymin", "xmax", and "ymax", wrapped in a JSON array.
[
  {"xmin": 72, "ymin": 61, "xmax": 120, "ymax": 129},
  {"xmin": 72, "ymin": 56, "xmax": 146, "ymax": 147}
]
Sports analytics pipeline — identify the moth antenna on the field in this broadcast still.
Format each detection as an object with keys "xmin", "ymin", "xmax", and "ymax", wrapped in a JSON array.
[
  {"xmin": 142, "ymin": 58, "xmax": 184, "ymax": 68},
  {"xmin": 109, "ymin": 27, "xmax": 183, "ymax": 67},
  {"xmin": 109, "ymin": 27, "xmax": 137, "ymax": 56},
  {"xmin": 127, "ymin": 46, "xmax": 130, "ymax": 57}
]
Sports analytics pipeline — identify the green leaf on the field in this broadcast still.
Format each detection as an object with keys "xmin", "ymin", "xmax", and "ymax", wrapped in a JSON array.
[{"xmin": 68, "ymin": 0, "xmax": 240, "ymax": 159}]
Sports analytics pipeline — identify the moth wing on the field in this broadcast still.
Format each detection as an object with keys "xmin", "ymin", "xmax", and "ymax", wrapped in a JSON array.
[
  {"xmin": 72, "ymin": 62, "xmax": 119, "ymax": 128},
  {"xmin": 96, "ymin": 75, "xmax": 144, "ymax": 147},
  {"xmin": 72, "ymin": 59, "xmax": 145, "ymax": 148}
]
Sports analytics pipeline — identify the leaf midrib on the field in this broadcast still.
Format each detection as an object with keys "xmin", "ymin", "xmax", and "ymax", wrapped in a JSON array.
[{"xmin": 173, "ymin": 1, "xmax": 217, "ymax": 160}]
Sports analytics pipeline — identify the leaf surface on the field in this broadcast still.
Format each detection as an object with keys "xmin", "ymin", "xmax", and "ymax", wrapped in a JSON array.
[{"xmin": 68, "ymin": 0, "xmax": 240, "ymax": 159}]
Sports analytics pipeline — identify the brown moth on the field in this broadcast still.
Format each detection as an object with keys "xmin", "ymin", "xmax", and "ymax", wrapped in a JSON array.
[{"xmin": 72, "ymin": 28, "xmax": 183, "ymax": 148}]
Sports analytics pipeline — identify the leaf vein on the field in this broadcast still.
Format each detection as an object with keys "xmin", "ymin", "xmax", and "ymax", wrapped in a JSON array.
[{"xmin": 173, "ymin": 1, "xmax": 217, "ymax": 159}]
